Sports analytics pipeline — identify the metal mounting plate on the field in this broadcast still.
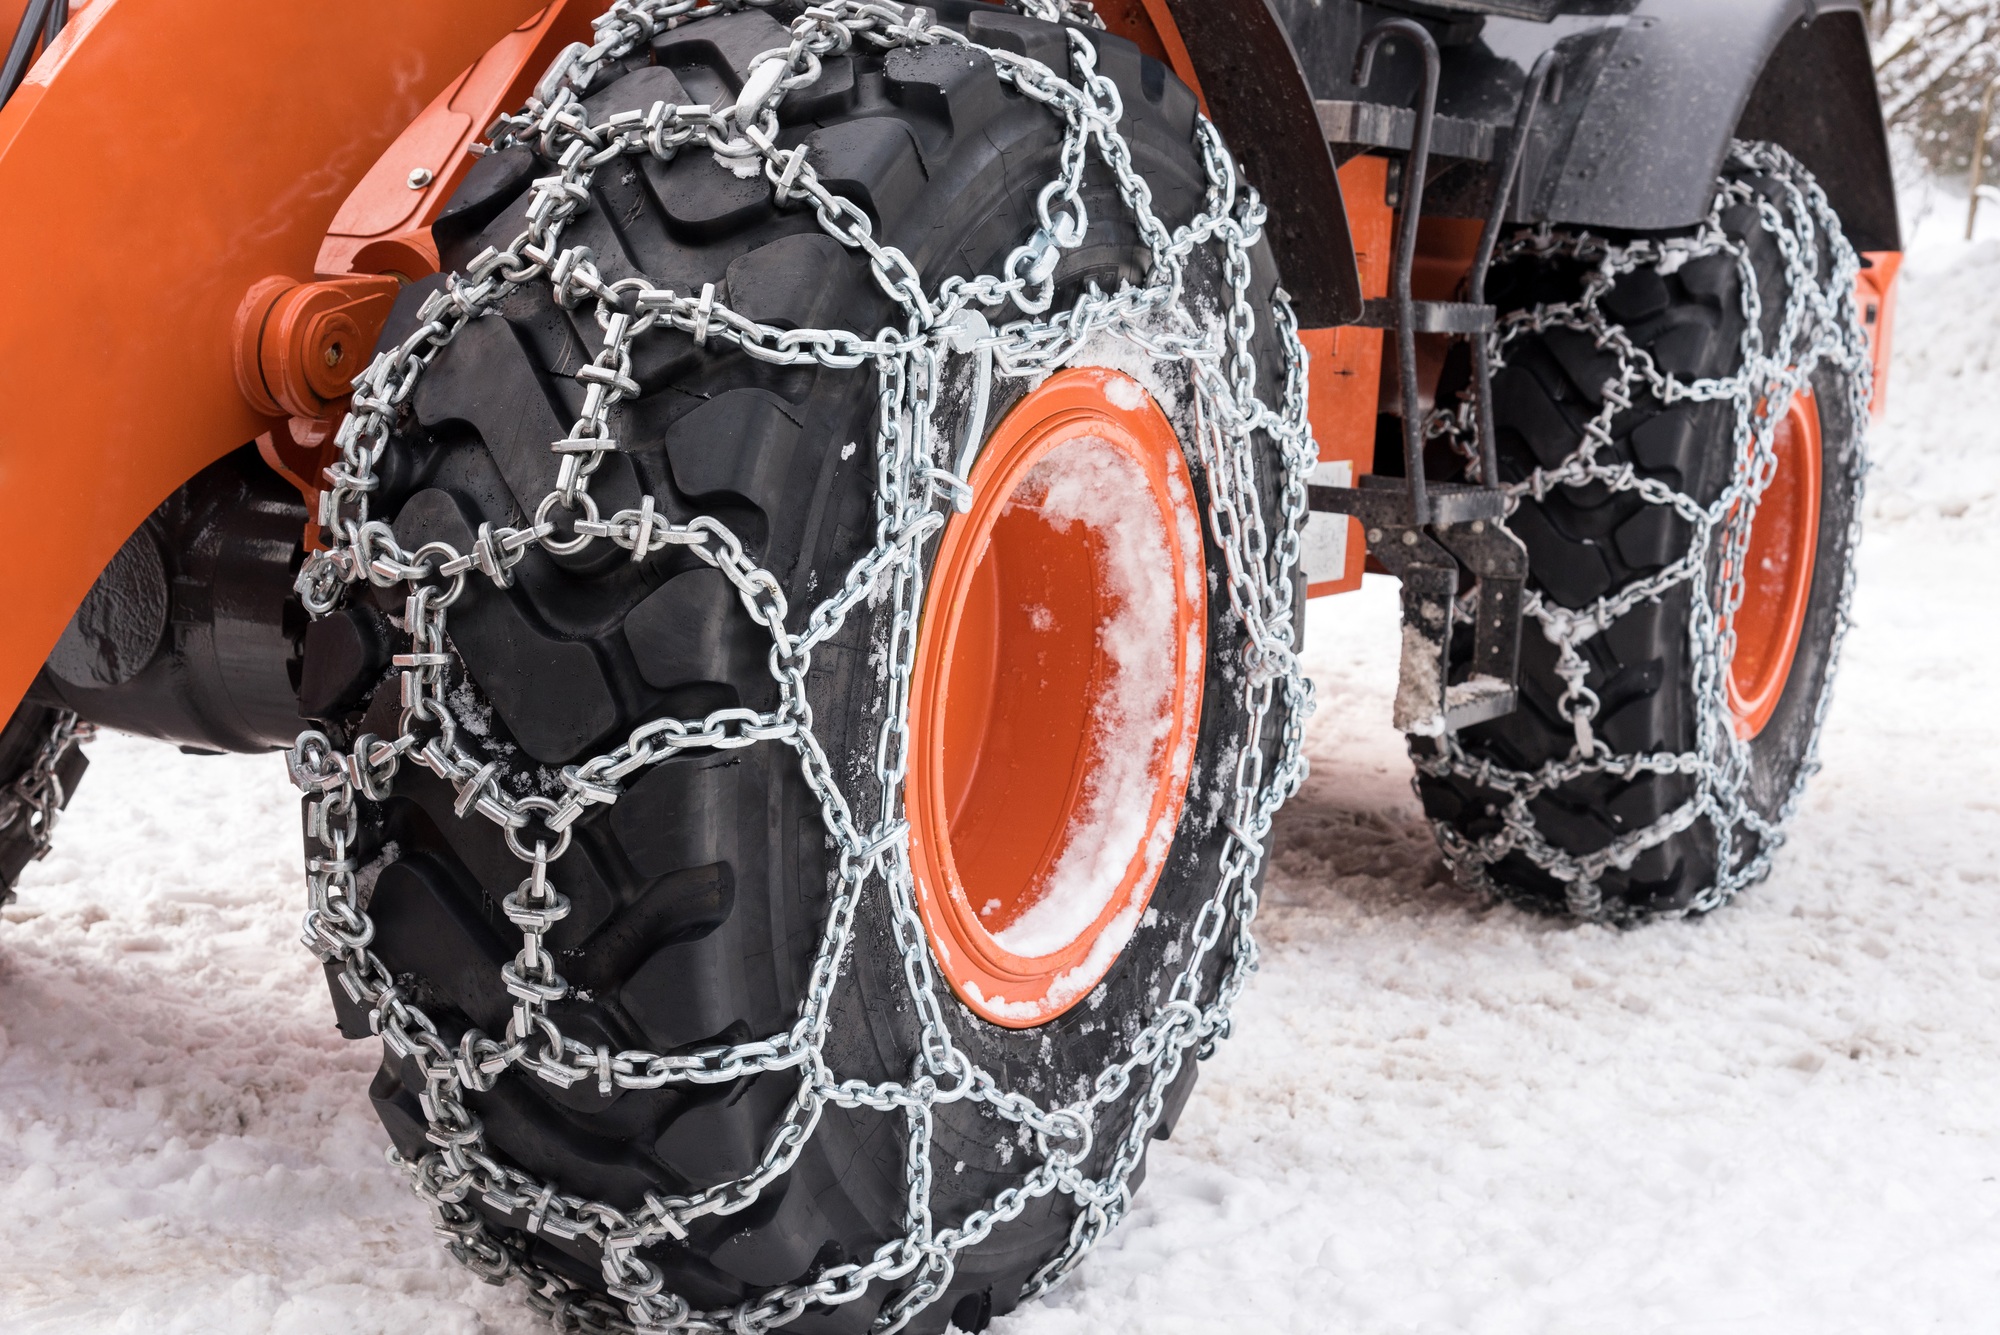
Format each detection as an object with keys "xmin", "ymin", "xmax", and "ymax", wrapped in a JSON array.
[{"xmin": 1317, "ymin": 98, "xmax": 1499, "ymax": 162}]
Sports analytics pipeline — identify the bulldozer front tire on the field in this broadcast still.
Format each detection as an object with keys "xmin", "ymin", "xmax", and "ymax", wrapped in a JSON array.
[{"xmin": 304, "ymin": 7, "xmax": 1294, "ymax": 1331}]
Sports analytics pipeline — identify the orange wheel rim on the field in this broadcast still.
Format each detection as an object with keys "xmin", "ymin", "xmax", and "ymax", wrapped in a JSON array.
[
  {"xmin": 1726, "ymin": 389, "xmax": 1822, "ymax": 740},
  {"xmin": 907, "ymin": 367, "xmax": 1206, "ymax": 1028}
]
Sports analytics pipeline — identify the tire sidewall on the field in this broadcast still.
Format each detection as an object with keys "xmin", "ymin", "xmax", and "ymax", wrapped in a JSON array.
[{"xmin": 1743, "ymin": 359, "xmax": 1862, "ymax": 818}]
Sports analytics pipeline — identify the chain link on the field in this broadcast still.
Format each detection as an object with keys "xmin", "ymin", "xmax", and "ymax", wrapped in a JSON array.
[
  {"xmin": 0, "ymin": 708, "xmax": 94, "ymax": 895},
  {"xmin": 1415, "ymin": 141, "xmax": 1872, "ymax": 920},
  {"xmin": 1013, "ymin": 0, "xmax": 1102, "ymax": 28},
  {"xmin": 287, "ymin": 3, "xmax": 1314, "ymax": 1330}
]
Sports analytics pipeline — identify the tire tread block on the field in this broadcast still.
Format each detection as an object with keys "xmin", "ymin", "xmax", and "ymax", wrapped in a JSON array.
[
  {"xmin": 618, "ymin": 923, "xmax": 764, "ymax": 1053},
  {"xmin": 367, "ymin": 856, "xmax": 515, "ymax": 1034},
  {"xmin": 610, "ymin": 752, "xmax": 742, "ymax": 878},
  {"xmin": 623, "ymin": 566, "xmax": 772, "ymax": 704},
  {"xmin": 433, "ymin": 144, "xmax": 539, "ymax": 272},
  {"xmin": 803, "ymin": 118, "xmax": 929, "ymax": 230},
  {"xmin": 415, "ymin": 315, "xmax": 572, "ymax": 518},
  {"xmin": 663, "ymin": 388, "xmax": 803, "ymax": 521},
  {"xmin": 651, "ymin": 9, "xmax": 792, "ymax": 91},
  {"xmin": 652, "ymin": 1071, "xmax": 792, "ymax": 1184},
  {"xmin": 724, "ymin": 233, "xmax": 856, "ymax": 330},
  {"xmin": 709, "ymin": 1172, "xmax": 829, "ymax": 1288},
  {"xmin": 583, "ymin": 64, "xmax": 690, "ymax": 120},
  {"xmin": 884, "ymin": 45, "xmax": 1006, "ymax": 142},
  {"xmin": 390, "ymin": 772, "xmax": 621, "ymax": 951},
  {"xmin": 644, "ymin": 149, "xmax": 775, "ymax": 243}
]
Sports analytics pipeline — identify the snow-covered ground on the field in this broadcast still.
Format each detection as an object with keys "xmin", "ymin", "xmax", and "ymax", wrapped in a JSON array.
[{"xmin": 6, "ymin": 223, "xmax": 2000, "ymax": 1334}]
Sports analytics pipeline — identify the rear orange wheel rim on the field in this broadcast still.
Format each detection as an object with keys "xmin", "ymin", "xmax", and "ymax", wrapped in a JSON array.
[
  {"xmin": 1726, "ymin": 389, "xmax": 1822, "ymax": 740},
  {"xmin": 907, "ymin": 367, "xmax": 1206, "ymax": 1028}
]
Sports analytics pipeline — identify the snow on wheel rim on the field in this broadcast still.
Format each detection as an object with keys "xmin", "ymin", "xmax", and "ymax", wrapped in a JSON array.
[{"xmin": 908, "ymin": 367, "xmax": 1206, "ymax": 1028}]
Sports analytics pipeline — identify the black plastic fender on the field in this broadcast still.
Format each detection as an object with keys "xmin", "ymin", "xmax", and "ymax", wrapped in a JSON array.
[
  {"xmin": 1270, "ymin": 0, "xmax": 1899, "ymax": 252},
  {"xmin": 1160, "ymin": 0, "xmax": 1364, "ymax": 325},
  {"xmin": 1530, "ymin": 0, "xmax": 1898, "ymax": 250}
]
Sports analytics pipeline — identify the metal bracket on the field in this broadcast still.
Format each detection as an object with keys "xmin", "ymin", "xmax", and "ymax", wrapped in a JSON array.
[
  {"xmin": 1306, "ymin": 23, "xmax": 1560, "ymax": 736},
  {"xmin": 1316, "ymin": 99, "xmax": 1499, "ymax": 163},
  {"xmin": 1310, "ymin": 478, "xmax": 1527, "ymax": 735}
]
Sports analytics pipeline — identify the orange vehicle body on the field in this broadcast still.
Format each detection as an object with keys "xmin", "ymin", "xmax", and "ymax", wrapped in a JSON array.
[
  {"xmin": 0, "ymin": 0, "xmax": 575, "ymax": 721},
  {"xmin": 0, "ymin": 0, "xmax": 1900, "ymax": 726}
]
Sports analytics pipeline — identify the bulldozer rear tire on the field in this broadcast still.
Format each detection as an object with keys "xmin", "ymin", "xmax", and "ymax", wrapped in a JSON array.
[{"xmin": 1415, "ymin": 149, "xmax": 1867, "ymax": 922}]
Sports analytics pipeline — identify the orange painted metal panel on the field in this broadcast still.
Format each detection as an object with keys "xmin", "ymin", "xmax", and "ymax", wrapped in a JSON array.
[
  {"xmin": 1856, "ymin": 249, "xmax": 1901, "ymax": 420},
  {"xmin": 316, "ymin": 1, "xmax": 598, "ymax": 280},
  {"xmin": 0, "ymin": 0, "xmax": 545, "ymax": 720},
  {"xmin": 1304, "ymin": 154, "xmax": 1393, "ymax": 598},
  {"xmin": 0, "ymin": 0, "xmax": 33, "ymax": 60}
]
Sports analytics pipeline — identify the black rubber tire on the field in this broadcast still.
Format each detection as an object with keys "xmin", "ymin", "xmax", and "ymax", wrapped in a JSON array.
[
  {"xmin": 305, "ymin": 8, "xmax": 1291, "ymax": 1331},
  {"xmin": 1414, "ymin": 152, "xmax": 1864, "ymax": 923}
]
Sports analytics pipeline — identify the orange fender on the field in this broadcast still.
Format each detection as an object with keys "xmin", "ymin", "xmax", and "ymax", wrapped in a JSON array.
[{"xmin": 0, "ymin": 0, "xmax": 549, "ymax": 720}]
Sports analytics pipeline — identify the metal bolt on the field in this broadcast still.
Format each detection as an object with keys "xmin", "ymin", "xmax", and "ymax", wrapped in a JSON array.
[
  {"xmin": 407, "ymin": 166, "xmax": 434, "ymax": 189},
  {"xmin": 1401, "ymin": 529, "xmax": 1419, "ymax": 546},
  {"xmin": 1367, "ymin": 528, "xmax": 1383, "ymax": 544},
  {"xmin": 324, "ymin": 341, "xmax": 344, "ymax": 368},
  {"xmin": 1471, "ymin": 519, "xmax": 1486, "ymax": 533}
]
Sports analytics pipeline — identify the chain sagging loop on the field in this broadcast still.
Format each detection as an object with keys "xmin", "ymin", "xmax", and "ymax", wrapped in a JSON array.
[
  {"xmin": 287, "ymin": 3, "xmax": 1315, "ymax": 1330},
  {"xmin": 1415, "ymin": 141, "xmax": 1871, "ymax": 920}
]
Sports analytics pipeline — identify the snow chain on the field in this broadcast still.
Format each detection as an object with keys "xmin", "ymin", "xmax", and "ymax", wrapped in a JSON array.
[
  {"xmin": 285, "ymin": 2, "xmax": 1315, "ymax": 1330},
  {"xmin": 0, "ymin": 708, "xmax": 93, "ymax": 893},
  {"xmin": 1416, "ymin": 142, "xmax": 1872, "ymax": 920}
]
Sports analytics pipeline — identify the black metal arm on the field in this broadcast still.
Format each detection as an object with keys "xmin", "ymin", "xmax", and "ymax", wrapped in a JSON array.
[
  {"xmin": 1, "ymin": 0, "xmax": 66, "ymax": 110},
  {"xmin": 1353, "ymin": 17, "xmax": 1442, "ymax": 526}
]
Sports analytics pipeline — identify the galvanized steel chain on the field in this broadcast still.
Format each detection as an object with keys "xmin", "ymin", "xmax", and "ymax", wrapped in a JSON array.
[
  {"xmin": 287, "ymin": 2, "xmax": 1314, "ymax": 1329},
  {"xmin": 0, "ymin": 708, "xmax": 93, "ymax": 886},
  {"xmin": 1414, "ymin": 141, "xmax": 1872, "ymax": 919},
  {"xmin": 1014, "ymin": 0, "xmax": 1102, "ymax": 27}
]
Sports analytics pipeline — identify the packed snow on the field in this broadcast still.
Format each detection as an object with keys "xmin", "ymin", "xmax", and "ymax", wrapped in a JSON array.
[{"xmin": 5, "ymin": 206, "xmax": 2000, "ymax": 1332}]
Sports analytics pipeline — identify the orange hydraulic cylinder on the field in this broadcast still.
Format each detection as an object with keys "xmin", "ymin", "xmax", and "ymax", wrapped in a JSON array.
[{"xmin": 0, "ymin": 0, "xmax": 546, "ymax": 721}]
